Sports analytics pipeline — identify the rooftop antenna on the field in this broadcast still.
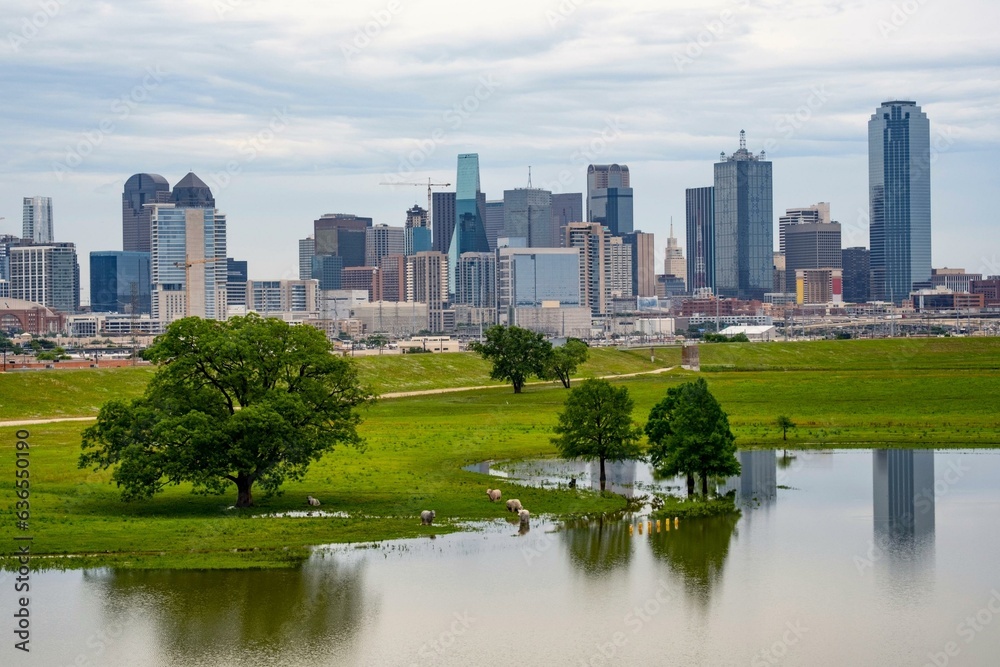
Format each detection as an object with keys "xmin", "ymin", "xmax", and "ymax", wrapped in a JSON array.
[
  {"xmin": 739, "ymin": 129, "xmax": 746, "ymax": 151},
  {"xmin": 527, "ymin": 166, "xmax": 532, "ymax": 189}
]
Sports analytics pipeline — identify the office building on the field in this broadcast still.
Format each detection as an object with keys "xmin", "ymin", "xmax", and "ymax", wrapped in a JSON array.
[
  {"xmin": 314, "ymin": 214, "xmax": 369, "ymax": 269},
  {"xmin": 366, "ymin": 224, "xmax": 405, "ymax": 268},
  {"xmin": 622, "ymin": 231, "xmax": 655, "ymax": 298},
  {"xmin": 245, "ymin": 279, "xmax": 319, "ymax": 314},
  {"xmin": 930, "ymin": 268, "xmax": 981, "ymax": 293},
  {"xmin": 497, "ymin": 247, "xmax": 582, "ymax": 311},
  {"xmin": 10, "ymin": 243, "xmax": 79, "ymax": 314},
  {"xmin": 226, "ymin": 258, "xmax": 248, "ymax": 308},
  {"xmin": 714, "ymin": 131, "xmax": 773, "ymax": 300},
  {"xmin": 342, "ymin": 266, "xmax": 378, "ymax": 301},
  {"xmin": 587, "ymin": 164, "xmax": 633, "ymax": 236},
  {"xmin": 89, "ymin": 251, "xmax": 151, "ymax": 314},
  {"xmin": 779, "ymin": 202, "xmax": 830, "ymax": 254},
  {"xmin": 455, "ymin": 252, "xmax": 496, "ymax": 308},
  {"xmin": 685, "ymin": 187, "xmax": 715, "ymax": 293},
  {"xmin": 298, "ymin": 236, "xmax": 315, "ymax": 281},
  {"xmin": 785, "ymin": 221, "xmax": 842, "ymax": 284},
  {"xmin": 311, "ymin": 255, "xmax": 344, "ymax": 291},
  {"xmin": 795, "ymin": 268, "xmax": 843, "ymax": 305},
  {"xmin": 149, "ymin": 172, "xmax": 228, "ymax": 322},
  {"xmin": 869, "ymin": 100, "xmax": 932, "ymax": 303},
  {"xmin": 565, "ymin": 222, "xmax": 610, "ymax": 315},
  {"xmin": 122, "ymin": 174, "xmax": 171, "ymax": 253},
  {"xmin": 504, "ymin": 187, "xmax": 554, "ymax": 249},
  {"xmin": 375, "ymin": 254, "xmax": 407, "ymax": 303},
  {"xmin": 407, "ymin": 251, "xmax": 450, "ymax": 331},
  {"xmin": 551, "ymin": 193, "xmax": 583, "ymax": 248},
  {"xmin": 431, "ymin": 191, "xmax": 456, "ymax": 253},
  {"xmin": 22, "ymin": 196, "xmax": 54, "ymax": 244},
  {"xmin": 608, "ymin": 237, "xmax": 633, "ymax": 298},
  {"xmin": 448, "ymin": 154, "xmax": 490, "ymax": 295},
  {"xmin": 484, "ymin": 200, "xmax": 505, "ymax": 252},
  {"xmin": 405, "ymin": 206, "xmax": 432, "ymax": 256},
  {"xmin": 662, "ymin": 223, "xmax": 686, "ymax": 292},
  {"xmin": 842, "ymin": 247, "xmax": 870, "ymax": 303},
  {"xmin": 971, "ymin": 278, "xmax": 1000, "ymax": 307}
]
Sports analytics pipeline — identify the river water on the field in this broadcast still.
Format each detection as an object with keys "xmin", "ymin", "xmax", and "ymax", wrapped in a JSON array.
[{"xmin": 6, "ymin": 449, "xmax": 1000, "ymax": 666}]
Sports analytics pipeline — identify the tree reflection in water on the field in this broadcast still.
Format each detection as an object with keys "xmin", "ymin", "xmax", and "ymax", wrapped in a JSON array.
[
  {"xmin": 648, "ymin": 514, "xmax": 739, "ymax": 604},
  {"xmin": 560, "ymin": 516, "xmax": 633, "ymax": 575},
  {"xmin": 82, "ymin": 558, "xmax": 370, "ymax": 662}
]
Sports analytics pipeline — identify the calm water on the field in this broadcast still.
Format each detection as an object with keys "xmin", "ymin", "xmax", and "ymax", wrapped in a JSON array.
[{"xmin": 6, "ymin": 450, "xmax": 1000, "ymax": 666}]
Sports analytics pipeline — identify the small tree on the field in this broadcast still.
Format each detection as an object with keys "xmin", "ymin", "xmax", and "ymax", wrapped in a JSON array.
[
  {"xmin": 552, "ymin": 379, "xmax": 644, "ymax": 491},
  {"xmin": 544, "ymin": 338, "xmax": 589, "ymax": 388},
  {"xmin": 80, "ymin": 315, "xmax": 375, "ymax": 507},
  {"xmin": 776, "ymin": 415, "xmax": 796, "ymax": 441},
  {"xmin": 645, "ymin": 378, "xmax": 740, "ymax": 497},
  {"xmin": 468, "ymin": 325, "xmax": 552, "ymax": 394}
]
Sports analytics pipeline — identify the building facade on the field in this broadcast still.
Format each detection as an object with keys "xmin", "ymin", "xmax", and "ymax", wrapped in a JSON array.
[
  {"xmin": 565, "ymin": 222, "xmax": 610, "ymax": 315},
  {"xmin": 551, "ymin": 193, "xmax": 583, "ymax": 248},
  {"xmin": 685, "ymin": 186, "xmax": 715, "ymax": 293},
  {"xmin": 503, "ymin": 188, "xmax": 554, "ymax": 248},
  {"xmin": 623, "ymin": 231, "xmax": 656, "ymax": 298},
  {"xmin": 778, "ymin": 202, "xmax": 830, "ymax": 254},
  {"xmin": 89, "ymin": 251, "xmax": 151, "ymax": 314},
  {"xmin": 365, "ymin": 224, "xmax": 405, "ymax": 268},
  {"xmin": 608, "ymin": 236, "xmax": 633, "ymax": 298},
  {"xmin": 22, "ymin": 196, "xmax": 54, "ymax": 244},
  {"xmin": 784, "ymin": 222, "xmax": 842, "ymax": 284},
  {"xmin": 298, "ymin": 236, "xmax": 315, "ymax": 281},
  {"xmin": 587, "ymin": 164, "xmax": 633, "ymax": 236},
  {"xmin": 842, "ymin": 247, "xmax": 870, "ymax": 303},
  {"xmin": 10, "ymin": 244, "xmax": 79, "ymax": 314},
  {"xmin": 448, "ymin": 154, "xmax": 490, "ymax": 295},
  {"xmin": 122, "ymin": 174, "xmax": 171, "ymax": 253},
  {"xmin": 431, "ymin": 191, "xmax": 457, "ymax": 254}
]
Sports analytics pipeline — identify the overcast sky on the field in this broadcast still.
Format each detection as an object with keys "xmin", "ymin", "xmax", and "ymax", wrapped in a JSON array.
[{"xmin": 2, "ymin": 0, "xmax": 998, "ymax": 302}]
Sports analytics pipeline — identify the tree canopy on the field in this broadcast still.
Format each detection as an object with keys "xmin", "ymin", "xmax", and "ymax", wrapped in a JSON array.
[
  {"xmin": 79, "ymin": 315, "xmax": 375, "ymax": 507},
  {"xmin": 551, "ymin": 379, "xmax": 644, "ymax": 490},
  {"xmin": 645, "ymin": 378, "xmax": 740, "ymax": 497},
  {"xmin": 776, "ymin": 415, "xmax": 796, "ymax": 441},
  {"xmin": 544, "ymin": 338, "xmax": 589, "ymax": 389},
  {"xmin": 468, "ymin": 325, "xmax": 552, "ymax": 393}
]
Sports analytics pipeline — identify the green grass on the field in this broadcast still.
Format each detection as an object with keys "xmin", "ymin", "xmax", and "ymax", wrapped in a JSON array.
[
  {"xmin": 0, "ymin": 367, "xmax": 155, "ymax": 420},
  {"xmin": 0, "ymin": 337, "xmax": 997, "ymax": 570}
]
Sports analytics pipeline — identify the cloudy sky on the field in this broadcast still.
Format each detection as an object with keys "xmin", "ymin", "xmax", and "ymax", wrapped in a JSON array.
[{"xmin": 2, "ymin": 0, "xmax": 998, "ymax": 301}]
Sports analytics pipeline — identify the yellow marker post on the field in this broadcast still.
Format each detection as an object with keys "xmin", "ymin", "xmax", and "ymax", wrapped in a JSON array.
[
  {"xmin": 656, "ymin": 520, "xmax": 661, "ymax": 532},
  {"xmin": 674, "ymin": 517, "xmax": 679, "ymax": 528},
  {"xmin": 628, "ymin": 524, "xmax": 634, "ymax": 536},
  {"xmin": 638, "ymin": 522, "xmax": 643, "ymax": 534}
]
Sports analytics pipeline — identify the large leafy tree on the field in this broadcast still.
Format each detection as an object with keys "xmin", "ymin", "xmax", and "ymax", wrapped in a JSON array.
[
  {"xmin": 551, "ymin": 379, "xmax": 644, "ymax": 490},
  {"xmin": 80, "ymin": 315, "xmax": 375, "ymax": 507},
  {"xmin": 645, "ymin": 378, "xmax": 740, "ymax": 497},
  {"xmin": 468, "ymin": 325, "xmax": 552, "ymax": 394},
  {"xmin": 544, "ymin": 338, "xmax": 589, "ymax": 389}
]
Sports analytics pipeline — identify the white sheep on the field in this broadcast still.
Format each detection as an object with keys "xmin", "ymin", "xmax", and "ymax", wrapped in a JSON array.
[
  {"xmin": 487, "ymin": 488, "xmax": 502, "ymax": 502},
  {"xmin": 506, "ymin": 499, "xmax": 522, "ymax": 513},
  {"xmin": 420, "ymin": 510, "xmax": 436, "ymax": 525},
  {"xmin": 518, "ymin": 509, "xmax": 530, "ymax": 524},
  {"xmin": 306, "ymin": 496, "xmax": 321, "ymax": 507}
]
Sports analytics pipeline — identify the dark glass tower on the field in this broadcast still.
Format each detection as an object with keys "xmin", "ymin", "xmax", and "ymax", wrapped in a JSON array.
[
  {"xmin": 448, "ymin": 154, "xmax": 490, "ymax": 295},
  {"xmin": 171, "ymin": 172, "xmax": 216, "ymax": 208},
  {"xmin": 869, "ymin": 101, "xmax": 931, "ymax": 303},
  {"xmin": 587, "ymin": 164, "xmax": 633, "ymax": 236},
  {"xmin": 685, "ymin": 186, "xmax": 715, "ymax": 293},
  {"xmin": 842, "ymin": 247, "xmax": 871, "ymax": 304},
  {"xmin": 90, "ymin": 251, "xmax": 151, "ymax": 314},
  {"xmin": 713, "ymin": 132, "xmax": 773, "ymax": 300},
  {"xmin": 122, "ymin": 173, "xmax": 171, "ymax": 253}
]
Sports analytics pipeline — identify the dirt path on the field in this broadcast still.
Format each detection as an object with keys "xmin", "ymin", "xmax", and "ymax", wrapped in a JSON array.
[{"xmin": 0, "ymin": 366, "xmax": 678, "ymax": 427}]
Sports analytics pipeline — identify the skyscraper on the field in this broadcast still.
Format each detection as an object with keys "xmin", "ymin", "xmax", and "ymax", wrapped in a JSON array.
[
  {"xmin": 608, "ymin": 237, "xmax": 633, "ymax": 298},
  {"xmin": 779, "ymin": 202, "xmax": 830, "ymax": 254},
  {"xmin": 298, "ymin": 236, "xmax": 315, "ymax": 281},
  {"xmin": 122, "ymin": 174, "xmax": 171, "ymax": 253},
  {"xmin": 90, "ymin": 251, "xmax": 151, "ymax": 314},
  {"xmin": 226, "ymin": 257, "xmax": 248, "ymax": 308},
  {"xmin": 365, "ymin": 224, "xmax": 405, "ymax": 268},
  {"xmin": 662, "ymin": 223, "xmax": 686, "ymax": 291},
  {"xmin": 714, "ymin": 132, "xmax": 773, "ymax": 300},
  {"xmin": 483, "ymin": 200, "xmax": 505, "ymax": 252},
  {"xmin": 455, "ymin": 252, "xmax": 496, "ymax": 308},
  {"xmin": 869, "ymin": 100, "xmax": 932, "ymax": 303},
  {"xmin": 150, "ymin": 172, "xmax": 228, "ymax": 322},
  {"xmin": 685, "ymin": 187, "xmax": 715, "ymax": 293},
  {"xmin": 623, "ymin": 231, "xmax": 656, "ymax": 297},
  {"xmin": 405, "ymin": 205, "xmax": 432, "ymax": 256},
  {"xmin": 785, "ymin": 220, "xmax": 842, "ymax": 286},
  {"xmin": 448, "ymin": 154, "xmax": 490, "ymax": 295},
  {"xmin": 842, "ymin": 247, "xmax": 871, "ymax": 303},
  {"xmin": 551, "ymin": 193, "xmax": 583, "ymax": 247},
  {"xmin": 587, "ymin": 164, "xmax": 633, "ymax": 236},
  {"xmin": 10, "ymin": 243, "xmax": 79, "ymax": 313},
  {"xmin": 503, "ymin": 188, "xmax": 553, "ymax": 248},
  {"xmin": 22, "ymin": 196, "xmax": 54, "ymax": 244},
  {"xmin": 431, "ymin": 192, "xmax": 456, "ymax": 253},
  {"xmin": 565, "ymin": 222, "xmax": 610, "ymax": 315}
]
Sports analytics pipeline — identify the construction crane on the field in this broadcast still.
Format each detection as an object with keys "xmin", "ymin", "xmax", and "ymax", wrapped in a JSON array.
[
  {"xmin": 173, "ymin": 256, "xmax": 225, "ymax": 318},
  {"xmin": 378, "ymin": 177, "xmax": 451, "ymax": 226}
]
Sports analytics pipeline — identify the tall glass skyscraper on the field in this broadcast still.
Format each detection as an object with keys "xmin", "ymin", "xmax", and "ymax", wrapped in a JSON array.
[
  {"xmin": 122, "ymin": 173, "xmax": 171, "ymax": 253},
  {"xmin": 587, "ymin": 164, "xmax": 633, "ymax": 236},
  {"xmin": 22, "ymin": 196, "xmax": 54, "ymax": 244},
  {"xmin": 503, "ymin": 188, "xmax": 553, "ymax": 248},
  {"xmin": 714, "ymin": 132, "xmax": 773, "ymax": 300},
  {"xmin": 869, "ymin": 100, "xmax": 931, "ymax": 303},
  {"xmin": 685, "ymin": 186, "xmax": 715, "ymax": 293},
  {"xmin": 448, "ymin": 154, "xmax": 489, "ymax": 295},
  {"xmin": 90, "ymin": 251, "xmax": 151, "ymax": 314}
]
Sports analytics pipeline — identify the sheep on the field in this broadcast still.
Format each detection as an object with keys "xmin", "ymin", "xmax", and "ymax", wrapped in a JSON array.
[
  {"xmin": 420, "ymin": 510, "xmax": 436, "ymax": 525},
  {"xmin": 518, "ymin": 509, "xmax": 530, "ymax": 525},
  {"xmin": 568, "ymin": 478, "xmax": 577, "ymax": 489},
  {"xmin": 306, "ymin": 496, "xmax": 321, "ymax": 507},
  {"xmin": 487, "ymin": 488, "xmax": 502, "ymax": 502},
  {"xmin": 506, "ymin": 499, "xmax": 522, "ymax": 513}
]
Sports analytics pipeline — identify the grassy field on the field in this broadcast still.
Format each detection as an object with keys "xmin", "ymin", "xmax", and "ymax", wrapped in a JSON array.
[{"xmin": 0, "ymin": 337, "xmax": 997, "ymax": 569}]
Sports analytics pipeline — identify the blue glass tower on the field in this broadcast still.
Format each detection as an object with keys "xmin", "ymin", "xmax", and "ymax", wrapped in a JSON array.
[
  {"xmin": 90, "ymin": 251, "xmax": 152, "ymax": 314},
  {"xmin": 869, "ymin": 101, "xmax": 931, "ymax": 303},
  {"xmin": 448, "ymin": 154, "xmax": 490, "ymax": 295}
]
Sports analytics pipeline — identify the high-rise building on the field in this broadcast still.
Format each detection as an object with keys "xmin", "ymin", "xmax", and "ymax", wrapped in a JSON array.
[
  {"xmin": 10, "ymin": 243, "xmax": 79, "ymax": 313},
  {"xmin": 245, "ymin": 279, "xmax": 319, "ymax": 314},
  {"xmin": 623, "ymin": 231, "xmax": 656, "ymax": 298},
  {"xmin": 407, "ymin": 251, "xmax": 449, "ymax": 331},
  {"xmin": 405, "ymin": 206, "xmax": 432, "ymax": 256},
  {"xmin": 1, "ymin": 234, "xmax": 25, "ymax": 282},
  {"xmin": 375, "ymin": 254, "xmax": 407, "ymax": 303},
  {"xmin": 311, "ymin": 255, "xmax": 343, "ymax": 291},
  {"xmin": 365, "ymin": 224, "xmax": 405, "ymax": 268},
  {"xmin": 778, "ymin": 202, "xmax": 830, "ymax": 254},
  {"xmin": 662, "ymin": 223, "xmax": 686, "ymax": 291},
  {"xmin": 455, "ymin": 252, "xmax": 496, "ymax": 308},
  {"xmin": 497, "ymin": 247, "xmax": 583, "ymax": 310},
  {"xmin": 551, "ymin": 193, "xmax": 583, "ymax": 248},
  {"xmin": 406, "ymin": 205, "xmax": 428, "ymax": 229},
  {"xmin": 503, "ymin": 188, "xmax": 553, "ymax": 249},
  {"xmin": 298, "ymin": 236, "xmax": 315, "ymax": 281},
  {"xmin": 226, "ymin": 258, "xmax": 248, "ymax": 308},
  {"xmin": 342, "ymin": 266, "xmax": 378, "ymax": 301},
  {"xmin": 448, "ymin": 154, "xmax": 490, "ymax": 295},
  {"xmin": 873, "ymin": 449, "xmax": 935, "ymax": 541},
  {"xmin": 869, "ymin": 100, "xmax": 932, "ymax": 303},
  {"xmin": 785, "ymin": 221, "xmax": 842, "ymax": 285},
  {"xmin": 587, "ymin": 164, "xmax": 633, "ymax": 236},
  {"xmin": 685, "ymin": 187, "xmax": 715, "ymax": 293},
  {"xmin": 795, "ymin": 268, "xmax": 843, "ymax": 305},
  {"xmin": 842, "ymin": 247, "xmax": 870, "ymax": 303},
  {"xmin": 22, "ymin": 196, "xmax": 54, "ymax": 244},
  {"xmin": 565, "ymin": 222, "xmax": 610, "ymax": 315},
  {"xmin": 608, "ymin": 237, "xmax": 633, "ymax": 298},
  {"xmin": 930, "ymin": 268, "xmax": 981, "ymax": 293},
  {"xmin": 149, "ymin": 173, "xmax": 228, "ymax": 322},
  {"xmin": 431, "ymin": 192, "xmax": 456, "ymax": 253},
  {"xmin": 90, "ymin": 251, "xmax": 151, "ymax": 314},
  {"xmin": 314, "ymin": 214, "xmax": 370, "ymax": 269},
  {"xmin": 122, "ymin": 174, "xmax": 171, "ymax": 253},
  {"xmin": 714, "ymin": 131, "xmax": 773, "ymax": 300},
  {"xmin": 484, "ymin": 200, "xmax": 505, "ymax": 252}
]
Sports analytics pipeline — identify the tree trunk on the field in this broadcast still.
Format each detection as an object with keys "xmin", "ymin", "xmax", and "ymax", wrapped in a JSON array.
[
  {"xmin": 686, "ymin": 473, "xmax": 695, "ymax": 497},
  {"xmin": 783, "ymin": 429, "xmax": 787, "ymax": 441},
  {"xmin": 236, "ymin": 473, "xmax": 254, "ymax": 508},
  {"xmin": 701, "ymin": 473, "xmax": 709, "ymax": 497},
  {"xmin": 599, "ymin": 456, "xmax": 607, "ymax": 492},
  {"xmin": 513, "ymin": 382, "xmax": 522, "ymax": 394},
  {"xmin": 561, "ymin": 374, "xmax": 571, "ymax": 389}
]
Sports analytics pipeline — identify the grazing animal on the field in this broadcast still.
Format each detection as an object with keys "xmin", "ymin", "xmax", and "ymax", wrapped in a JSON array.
[
  {"xmin": 306, "ymin": 496, "xmax": 321, "ymax": 507},
  {"xmin": 568, "ymin": 478, "xmax": 577, "ymax": 489},
  {"xmin": 487, "ymin": 488, "xmax": 502, "ymax": 502},
  {"xmin": 506, "ymin": 499, "xmax": 522, "ymax": 513},
  {"xmin": 420, "ymin": 510, "xmax": 436, "ymax": 525},
  {"xmin": 518, "ymin": 509, "xmax": 530, "ymax": 525}
]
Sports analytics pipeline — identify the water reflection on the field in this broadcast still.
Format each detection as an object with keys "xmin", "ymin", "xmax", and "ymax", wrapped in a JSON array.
[
  {"xmin": 83, "ymin": 559, "xmax": 370, "ymax": 664},
  {"xmin": 721, "ymin": 450, "xmax": 777, "ymax": 507},
  {"xmin": 560, "ymin": 516, "xmax": 633, "ymax": 575},
  {"xmin": 586, "ymin": 459, "xmax": 637, "ymax": 496},
  {"xmin": 872, "ymin": 449, "xmax": 936, "ymax": 580},
  {"xmin": 648, "ymin": 514, "xmax": 740, "ymax": 604}
]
